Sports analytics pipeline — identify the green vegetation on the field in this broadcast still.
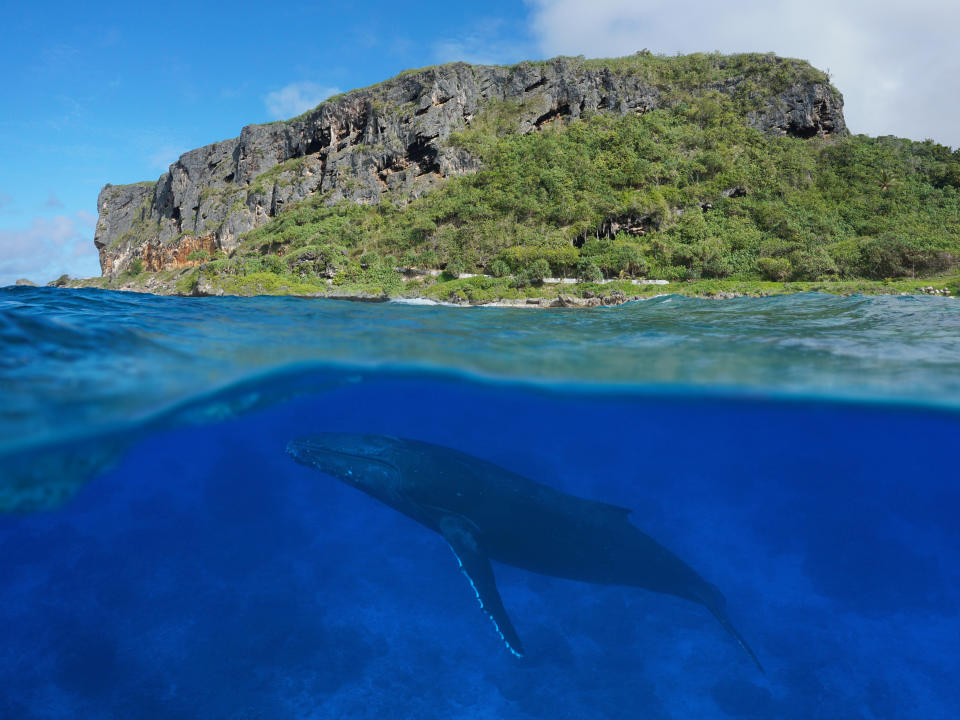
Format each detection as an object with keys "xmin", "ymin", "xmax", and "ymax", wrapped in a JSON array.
[
  {"xmin": 580, "ymin": 51, "xmax": 829, "ymax": 94},
  {"xmin": 173, "ymin": 268, "xmax": 198, "ymax": 295},
  {"xmin": 220, "ymin": 92, "xmax": 958, "ymax": 291},
  {"xmin": 67, "ymin": 263, "xmax": 960, "ymax": 303},
  {"xmin": 107, "ymin": 180, "xmax": 158, "ymax": 190}
]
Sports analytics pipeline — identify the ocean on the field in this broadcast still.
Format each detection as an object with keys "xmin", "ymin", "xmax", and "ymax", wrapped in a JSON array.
[{"xmin": 1, "ymin": 287, "xmax": 958, "ymax": 719}]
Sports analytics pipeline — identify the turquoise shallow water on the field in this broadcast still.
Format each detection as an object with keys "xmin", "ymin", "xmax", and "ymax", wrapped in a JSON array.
[{"xmin": 0, "ymin": 287, "xmax": 958, "ymax": 718}]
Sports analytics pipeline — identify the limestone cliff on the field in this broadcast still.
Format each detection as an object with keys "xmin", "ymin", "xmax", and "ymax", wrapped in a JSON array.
[{"xmin": 94, "ymin": 53, "xmax": 846, "ymax": 275}]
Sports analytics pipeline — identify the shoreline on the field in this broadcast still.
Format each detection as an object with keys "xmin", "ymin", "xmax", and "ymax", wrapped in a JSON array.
[{"xmin": 51, "ymin": 270, "xmax": 960, "ymax": 307}]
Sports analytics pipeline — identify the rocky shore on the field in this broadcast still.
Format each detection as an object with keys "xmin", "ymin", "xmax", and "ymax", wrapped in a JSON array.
[{"xmin": 62, "ymin": 268, "xmax": 960, "ymax": 307}]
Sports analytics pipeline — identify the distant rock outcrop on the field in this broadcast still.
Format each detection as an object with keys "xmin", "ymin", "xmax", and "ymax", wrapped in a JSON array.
[{"xmin": 94, "ymin": 54, "xmax": 846, "ymax": 276}]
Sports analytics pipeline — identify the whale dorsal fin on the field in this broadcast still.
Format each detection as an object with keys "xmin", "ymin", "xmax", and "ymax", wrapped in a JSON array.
[{"xmin": 437, "ymin": 514, "xmax": 525, "ymax": 658}]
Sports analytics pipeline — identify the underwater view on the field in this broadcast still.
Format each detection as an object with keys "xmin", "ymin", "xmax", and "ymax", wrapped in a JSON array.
[{"xmin": 1, "ymin": 287, "xmax": 959, "ymax": 719}]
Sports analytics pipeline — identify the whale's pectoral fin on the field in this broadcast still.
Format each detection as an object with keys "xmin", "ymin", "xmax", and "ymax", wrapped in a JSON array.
[{"xmin": 438, "ymin": 515, "xmax": 525, "ymax": 658}]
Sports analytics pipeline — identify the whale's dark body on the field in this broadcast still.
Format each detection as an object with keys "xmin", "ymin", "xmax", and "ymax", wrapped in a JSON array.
[{"xmin": 287, "ymin": 433, "xmax": 762, "ymax": 670}]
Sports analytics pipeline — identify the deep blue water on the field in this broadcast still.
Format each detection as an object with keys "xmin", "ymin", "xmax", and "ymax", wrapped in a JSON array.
[{"xmin": 1, "ymin": 287, "xmax": 959, "ymax": 719}]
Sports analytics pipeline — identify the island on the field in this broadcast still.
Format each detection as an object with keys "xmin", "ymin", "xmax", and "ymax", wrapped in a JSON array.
[{"xmin": 62, "ymin": 51, "xmax": 959, "ymax": 304}]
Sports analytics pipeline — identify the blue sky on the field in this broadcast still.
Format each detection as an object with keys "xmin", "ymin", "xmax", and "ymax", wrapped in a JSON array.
[{"xmin": 2, "ymin": 0, "xmax": 958, "ymax": 285}]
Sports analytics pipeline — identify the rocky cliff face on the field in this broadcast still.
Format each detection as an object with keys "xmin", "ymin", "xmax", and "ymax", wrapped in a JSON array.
[{"xmin": 94, "ymin": 54, "xmax": 846, "ymax": 275}]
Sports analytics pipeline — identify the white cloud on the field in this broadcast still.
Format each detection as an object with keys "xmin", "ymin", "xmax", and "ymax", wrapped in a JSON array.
[
  {"xmin": 264, "ymin": 82, "xmax": 340, "ymax": 120},
  {"xmin": 0, "ymin": 212, "xmax": 100, "ymax": 287},
  {"xmin": 0, "ymin": 192, "xmax": 12, "ymax": 212},
  {"xmin": 528, "ymin": 0, "xmax": 960, "ymax": 147},
  {"xmin": 44, "ymin": 191, "xmax": 64, "ymax": 209}
]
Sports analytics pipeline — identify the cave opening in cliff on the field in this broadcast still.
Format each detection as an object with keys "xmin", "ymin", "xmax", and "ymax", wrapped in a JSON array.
[
  {"xmin": 524, "ymin": 77, "xmax": 547, "ymax": 93},
  {"xmin": 304, "ymin": 137, "xmax": 325, "ymax": 156},
  {"xmin": 787, "ymin": 121, "xmax": 818, "ymax": 139},
  {"xmin": 534, "ymin": 104, "xmax": 571, "ymax": 129},
  {"xmin": 407, "ymin": 137, "xmax": 441, "ymax": 175}
]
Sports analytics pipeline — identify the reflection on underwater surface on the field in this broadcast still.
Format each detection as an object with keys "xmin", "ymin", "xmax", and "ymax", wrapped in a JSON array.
[
  {"xmin": 4, "ymin": 286, "xmax": 960, "ymax": 458},
  {"xmin": 1, "ymin": 373, "xmax": 958, "ymax": 719}
]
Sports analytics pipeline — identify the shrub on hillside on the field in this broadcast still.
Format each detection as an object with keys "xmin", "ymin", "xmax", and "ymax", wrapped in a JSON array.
[
  {"xmin": 576, "ymin": 258, "xmax": 603, "ymax": 283},
  {"xmin": 757, "ymin": 256, "xmax": 792, "ymax": 281}
]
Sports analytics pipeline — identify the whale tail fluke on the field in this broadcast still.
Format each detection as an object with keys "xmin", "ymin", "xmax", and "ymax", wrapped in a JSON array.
[{"xmin": 700, "ymin": 583, "xmax": 765, "ymax": 675}]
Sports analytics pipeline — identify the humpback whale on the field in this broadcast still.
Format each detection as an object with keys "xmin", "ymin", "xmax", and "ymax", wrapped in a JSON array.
[{"xmin": 287, "ymin": 433, "xmax": 763, "ymax": 671}]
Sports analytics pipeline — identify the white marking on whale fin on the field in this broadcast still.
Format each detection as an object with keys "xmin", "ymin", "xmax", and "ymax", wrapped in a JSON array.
[
  {"xmin": 437, "ymin": 515, "xmax": 525, "ymax": 658},
  {"xmin": 448, "ymin": 544, "xmax": 524, "ymax": 658}
]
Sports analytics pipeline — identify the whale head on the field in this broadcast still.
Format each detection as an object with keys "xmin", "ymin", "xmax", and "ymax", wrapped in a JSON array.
[{"xmin": 286, "ymin": 433, "xmax": 406, "ymax": 500}]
